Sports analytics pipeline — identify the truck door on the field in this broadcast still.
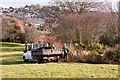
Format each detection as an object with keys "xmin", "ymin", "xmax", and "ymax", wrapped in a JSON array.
[{"xmin": 26, "ymin": 45, "xmax": 33, "ymax": 60}]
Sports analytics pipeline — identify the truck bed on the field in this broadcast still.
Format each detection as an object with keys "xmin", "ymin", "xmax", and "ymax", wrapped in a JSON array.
[{"xmin": 31, "ymin": 48, "xmax": 63, "ymax": 56}]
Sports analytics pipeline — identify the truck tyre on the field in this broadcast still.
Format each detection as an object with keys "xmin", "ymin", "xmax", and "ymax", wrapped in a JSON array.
[
  {"xmin": 46, "ymin": 59, "xmax": 50, "ymax": 62},
  {"xmin": 37, "ymin": 59, "xmax": 40, "ymax": 63},
  {"xmin": 37, "ymin": 59, "xmax": 43, "ymax": 63},
  {"xmin": 37, "ymin": 56, "xmax": 43, "ymax": 63},
  {"xmin": 56, "ymin": 59, "xmax": 58, "ymax": 62},
  {"xmin": 23, "ymin": 56, "xmax": 28, "ymax": 62}
]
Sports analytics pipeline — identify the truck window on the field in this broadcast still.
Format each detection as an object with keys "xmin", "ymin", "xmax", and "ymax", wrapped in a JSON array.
[
  {"xmin": 43, "ymin": 44, "xmax": 47, "ymax": 47},
  {"xmin": 38, "ymin": 44, "xmax": 42, "ymax": 48},
  {"xmin": 33, "ymin": 43, "xmax": 48, "ymax": 49},
  {"xmin": 33, "ymin": 44, "xmax": 38, "ymax": 49},
  {"xmin": 27, "ymin": 45, "xmax": 31, "ymax": 51}
]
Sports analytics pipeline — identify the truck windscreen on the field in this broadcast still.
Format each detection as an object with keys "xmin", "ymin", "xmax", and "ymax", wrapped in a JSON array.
[{"xmin": 33, "ymin": 43, "xmax": 48, "ymax": 49}]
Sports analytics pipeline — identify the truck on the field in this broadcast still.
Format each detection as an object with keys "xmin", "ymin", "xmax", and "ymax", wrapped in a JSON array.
[{"xmin": 22, "ymin": 43, "xmax": 63, "ymax": 63}]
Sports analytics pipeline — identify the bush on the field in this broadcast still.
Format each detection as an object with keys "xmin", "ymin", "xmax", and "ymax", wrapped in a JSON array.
[
  {"xmin": 80, "ymin": 50, "xmax": 90, "ymax": 55},
  {"xmin": 87, "ymin": 42, "xmax": 105, "ymax": 53},
  {"xmin": 67, "ymin": 49, "xmax": 120, "ymax": 64},
  {"xmin": 99, "ymin": 34, "xmax": 118, "ymax": 46},
  {"xmin": 92, "ymin": 51, "xmax": 99, "ymax": 56},
  {"xmin": 68, "ymin": 52, "xmax": 75, "ymax": 62},
  {"xmin": 69, "ymin": 50, "xmax": 94, "ymax": 63},
  {"xmin": 24, "ymin": 27, "xmax": 41, "ymax": 43},
  {"xmin": 90, "ymin": 51, "xmax": 103, "ymax": 63},
  {"xmin": 84, "ymin": 54, "xmax": 95, "ymax": 63},
  {"xmin": 104, "ymin": 49, "xmax": 120, "ymax": 64},
  {"xmin": 77, "ymin": 54, "xmax": 84, "ymax": 62}
]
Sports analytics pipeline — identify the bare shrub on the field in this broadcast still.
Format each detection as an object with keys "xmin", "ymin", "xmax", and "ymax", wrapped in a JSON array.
[
  {"xmin": 24, "ymin": 27, "xmax": 40, "ymax": 43},
  {"xmin": 103, "ymin": 49, "xmax": 120, "ymax": 64},
  {"xmin": 54, "ymin": 12, "xmax": 118, "ymax": 45},
  {"xmin": 84, "ymin": 54, "xmax": 95, "ymax": 63}
]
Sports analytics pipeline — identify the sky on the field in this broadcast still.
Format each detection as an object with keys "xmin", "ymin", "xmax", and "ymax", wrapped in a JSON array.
[
  {"xmin": 0, "ymin": 0, "xmax": 51, "ymax": 8},
  {"xmin": 0, "ymin": 0, "xmax": 119, "ymax": 8}
]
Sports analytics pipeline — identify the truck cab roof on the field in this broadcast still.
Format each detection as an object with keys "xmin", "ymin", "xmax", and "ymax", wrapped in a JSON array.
[
  {"xmin": 26, "ymin": 43, "xmax": 49, "ymax": 49},
  {"xmin": 26, "ymin": 43, "xmax": 48, "ymax": 45}
]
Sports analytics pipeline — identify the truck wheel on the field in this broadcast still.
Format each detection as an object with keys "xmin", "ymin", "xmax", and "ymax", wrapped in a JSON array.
[
  {"xmin": 37, "ymin": 59, "xmax": 43, "ymax": 63},
  {"xmin": 23, "ymin": 56, "xmax": 28, "ymax": 62},
  {"xmin": 37, "ymin": 59, "xmax": 40, "ymax": 63},
  {"xmin": 55, "ymin": 59, "xmax": 58, "ymax": 62}
]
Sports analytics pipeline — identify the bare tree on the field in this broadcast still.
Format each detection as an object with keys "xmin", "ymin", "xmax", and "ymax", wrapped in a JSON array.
[
  {"xmin": 24, "ymin": 27, "xmax": 40, "ymax": 43},
  {"xmin": 99, "ymin": 0, "xmax": 118, "ymax": 45},
  {"xmin": 53, "ymin": 11, "xmax": 118, "ymax": 46},
  {"xmin": 30, "ymin": 4, "xmax": 41, "ymax": 11},
  {"xmin": 2, "ymin": 18, "xmax": 24, "ymax": 42},
  {"xmin": 36, "ymin": 4, "xmax": 41, "ymax": 10},
  {"xmin": 51, "ymin": 0, "xmax": 99, "ymax": 14}
]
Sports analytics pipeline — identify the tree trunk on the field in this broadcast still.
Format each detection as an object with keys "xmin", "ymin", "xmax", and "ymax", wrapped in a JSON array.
[{"xmin": 118, "ymin": 1, "xmax": 120, "ymax": 56}]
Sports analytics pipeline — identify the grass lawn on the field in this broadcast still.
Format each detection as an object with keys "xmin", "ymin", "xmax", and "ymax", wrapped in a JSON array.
[{"xmin": 0, "ymin": 42, "xmax": 119, "ymax": 78}]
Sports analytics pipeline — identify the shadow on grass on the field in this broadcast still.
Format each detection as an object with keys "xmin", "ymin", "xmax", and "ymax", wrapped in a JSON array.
[
  {"xmin": 2, "ymin": 61, "xmax": 40, "ymax": 65},
  {"xmin": 2, "ymin": 53, "xmax": 47, "ymax": 65},
  {"xmin": 2, "ymin": 60, "xmax": 49, "ymax": 65},
  {"xmin": 2, "ymin": 52, "xmax": 58, "ymax": 65},
  {"xmin": 2, "ymin": 61, "xmax": 24, "ymax": 65},
  {"xmin": 2, "ymin": 48, "xmax": 23, "ymax": 52},
  {"xmin": 2, "ymin": 53, "xmax": 22, "ymax": 65},
  {"xmin": 2, "ymin": 59, "xmax": 41, "ymax": 65}
]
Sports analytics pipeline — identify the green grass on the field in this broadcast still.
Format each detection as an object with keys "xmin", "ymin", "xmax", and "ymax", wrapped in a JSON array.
[
  {"xmin": 1, "ymin": 42, "xmax": 119, "ymax": 78},
  {"xmin": 1, "ymin": 42, "xmax": 25, "ymax": 52}
]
